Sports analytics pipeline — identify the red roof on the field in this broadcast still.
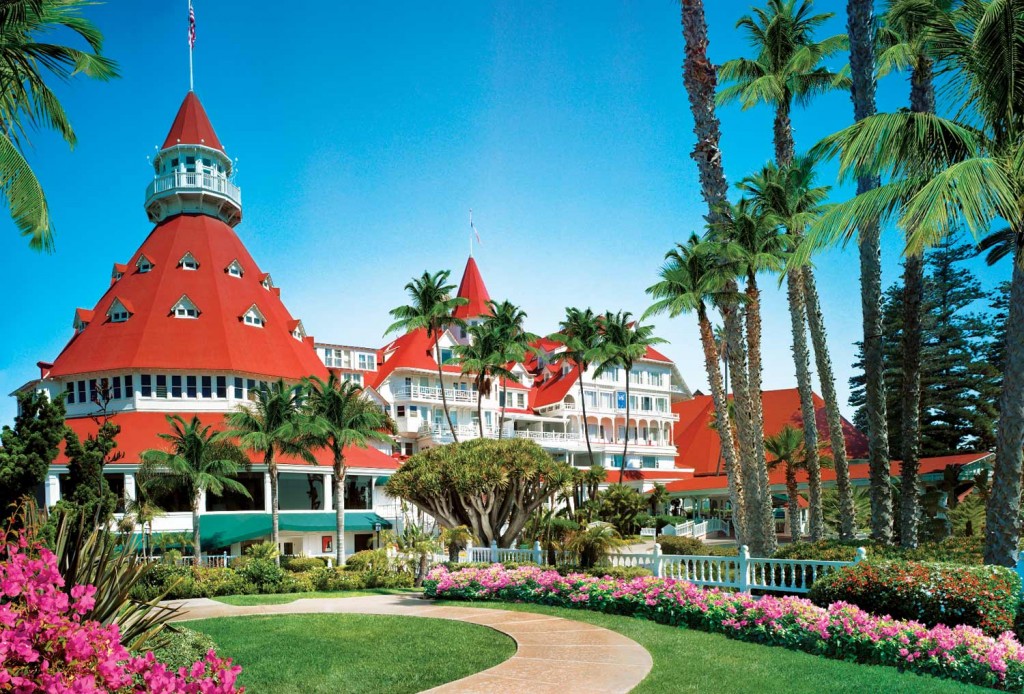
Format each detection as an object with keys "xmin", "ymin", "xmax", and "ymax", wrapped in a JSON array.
[
  {"xmin": 605, "ymin": 469, "xmax": 693, "ymax": 484},
  {"xmin": 59, "ymin": 412, "xmax": 398, "ymax": 470},
  {"xmin": 644, "ymin": 346, "xmax": 673, "ymax": 363},
  {"xmin": 371, "ymin": 328, "xmax": 462, "ymax": 388},
  {"xmin": 48, "ymin": 214, "xmax": 328, "ymax": 381},
  {"xmin": 533, "ymin": 365, "xmax": 579, "ymax": 407},
  {"xmin": 162, "ymin": 92, "xmax": 223, "ymax": 151},
  {"xmin": 452, "ymin": 257, "xmax": 491, "ymax": 319},
  {"xmin": 673, "ymin": 388, "xmax": 869, "ymax": 477}
]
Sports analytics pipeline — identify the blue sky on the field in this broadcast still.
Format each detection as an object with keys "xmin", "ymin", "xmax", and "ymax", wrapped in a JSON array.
[{"xmin": 0, "ymin": 1, "xmax": 1007, "ymax": 425}]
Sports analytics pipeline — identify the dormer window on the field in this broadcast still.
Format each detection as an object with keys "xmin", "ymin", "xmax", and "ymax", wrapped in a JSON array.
[
  {"xmin": 107, "ymin": 298, "xmax": 132, "ymax": 323},
  {"xmin": 290, "ymin": 320, "xmax": 306, "ymax": 341},
  {"xmin": 243, "ymin": 305, "xmax": 266, "ymax": 328},
  {"xmin": 72, "ymin": 309, "xmax": 92, "ymax": 334},
  {"xmin": 226, "ymin": 260, "xmax": 244, "ymax": 278},
  {"xmin": 136, "ymin": 255, "xmax": 153, "ymax": 274},
  {"xmin": 171, "ymin": 295, "xmax": 200, "ymax": 319},
  {"xmin": 260, "ymin": 273, "xmax": 273, "ymax": 290},
  {"xmin": 179, "ymin": 252, "xmax": 199, "ymax": 271}
]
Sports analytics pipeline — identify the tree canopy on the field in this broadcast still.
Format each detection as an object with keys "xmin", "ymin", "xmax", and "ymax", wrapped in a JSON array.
[
  {"xmin": 385, "ymin": 438, "xmax": 574, "ymax": 546},
  {"xmin": 0, "ymin": 391, "xmax": 65, "ymax": 511}
]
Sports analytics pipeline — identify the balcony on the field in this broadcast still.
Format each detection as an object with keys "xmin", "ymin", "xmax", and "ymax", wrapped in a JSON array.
[
  {"xmin": 393, "ymin": 385, "xmax": 479, "ymax": 405},
  {"xmin": 144, "ymin": 171, "xmax": 243, "ymax": 226}
]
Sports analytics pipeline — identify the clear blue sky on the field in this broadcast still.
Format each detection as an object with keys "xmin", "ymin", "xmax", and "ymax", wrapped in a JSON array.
[{"xmin": 0, "ymin": 1, "xmax": 1007, "ymax": 425}]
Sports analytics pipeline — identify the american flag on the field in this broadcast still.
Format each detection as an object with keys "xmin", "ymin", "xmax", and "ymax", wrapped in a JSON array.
[{"xmin": 188, "ymin": 2, "xmax": 196, "ymax": 49}]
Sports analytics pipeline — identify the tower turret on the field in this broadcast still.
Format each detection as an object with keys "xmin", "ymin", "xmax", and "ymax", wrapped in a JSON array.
[{"xmin": 144, "ymin": 92, "xmax": 242, "ymax": 227}]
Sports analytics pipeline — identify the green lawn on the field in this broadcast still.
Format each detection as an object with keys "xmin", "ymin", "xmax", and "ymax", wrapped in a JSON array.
[
  {"xmin": 432, "ymin": 601, "xmax": 985, "ymax": 694},
  {"xmin": 212, "ymin": 588, "xmax": 419, "ymax": 606},
  {"xmin": 188, "ymin": 613, "xmax": 514, "ymax": 694}
]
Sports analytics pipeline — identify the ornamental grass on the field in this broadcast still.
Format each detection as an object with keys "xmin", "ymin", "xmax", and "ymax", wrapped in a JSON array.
[{"xmin": 425, "ymin": 564, "xmax": 1024, "ymax": 691}]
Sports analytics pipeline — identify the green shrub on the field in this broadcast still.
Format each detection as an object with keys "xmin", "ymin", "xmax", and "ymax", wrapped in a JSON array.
[
  {"xmin": 364, "ymin": 571, "xmax": 415, "ymax": 589},
  {"xmin": 344, "ymin": 548, "xmax": 389, "ymax": 572},
  {"xmin": 280, "ymin": 571, "xmax": 316, "ymax": 593},
  {"xmin": 309, "ymin": 567, "xmax": 367, "ymax": 591},
  {"xmin": 244, "ymin": 541, "xmax": 279, "ymax": 561},
  {"xmin": 282, "ymin": 556, "xmax": 326, "ymax": 573},
  {"xmin": 149, "ymin": 627, "xmax": 217, "ymax": 672},
  {"xmin": 587, "ymin": 566, "xmax": 652, "ymax": 579},
  {"xmin": 775, "ymin": 537, "xmax": 984, "ymax": 564},
  {"xmin": 238, "ymin": 557, "xmax": 284, "ymax": 591},
  {"xmin": 191, "ymin": 567, "xmax": 250, "ymax": 597},
  {"xmin": 809, "ymin": 561, "xmax": 1021, "ymax": 636}
]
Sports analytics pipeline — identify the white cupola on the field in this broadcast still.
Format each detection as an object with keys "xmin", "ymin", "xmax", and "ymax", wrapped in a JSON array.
[{"xmin": 144, "ymin": 92, "xmax": 242, "ymax": 227}]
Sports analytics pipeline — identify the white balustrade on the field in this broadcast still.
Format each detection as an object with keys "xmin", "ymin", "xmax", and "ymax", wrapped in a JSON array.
[
  {"xmin": 393, "ymin": 385, "xmax": 480, "ymax": 404},
  {"xmin": 146, "ymin": 171, "xmax": 242, "ymax": 206}
]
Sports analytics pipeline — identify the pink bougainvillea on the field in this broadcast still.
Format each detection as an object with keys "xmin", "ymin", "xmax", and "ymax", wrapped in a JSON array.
[
  {"xmin": 426, "ymin": 564, "xmax": 1024, "ymax": 691},
  {"xmin": 0, "ymin": 534, "xmax": 243, "ymax": 693}
]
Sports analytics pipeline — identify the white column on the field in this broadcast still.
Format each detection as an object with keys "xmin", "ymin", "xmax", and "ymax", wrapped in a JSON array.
[
  {"xmin": 322, "ymin": 472, "xmax": 332, "ymax": 511},
  {"xmin": 263, "ymin": 472, "xmax": 272, "ymax": 513},
  {"xmin": 45, "ymin": 474, "xmax": 60, "ymax": 507},
  {"xmin": 124, "ymin": 473, "xmax": 137, "ymax": 502}
]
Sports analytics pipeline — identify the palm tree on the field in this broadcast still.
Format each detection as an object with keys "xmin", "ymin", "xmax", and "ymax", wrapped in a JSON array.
[
  {"xmin": 305, "ymin": 374, "xmax": 396, "ymax": 566},
  {"xmin": 0, "ymin": 0, "xmax": 117, "ymax": 251},
  {"xmin": 121, "ymin": 488, "xmax": 163, "ymax": 561},
  {"xmin": 139, "ymin": 415, "xmax": 250, "ymax": 562},
  {"xmin": 708, "ymin": 197, "xmax": 786, "ymax": 535},
  {"xmin": 808, "ymin": 0, "xmax": 1024, "ymax": 562},
  {"xmin": 874, "ymin": 0, "xmax": 949, "ymax": 549},
  {"xmin": 845, "ymin": 0, "xmax": 893, "ymax": 544},
  {"xmin": 648, "ymin": 482, "xmax": 670, "ymax": 516},
  {"xmin": 718, "ymin": 0, "xmax": 853, "ymax": 543},
  {"xmin": 739, "ymin": 158, "xmax": 833, "ymax": 541},
  {"xmin": 567, "ymin": 521, "xmax": 625, "ymax": 569},
  {"xmin": 677, "ymin": 0, "xmax": 774, "ymax": 556},
  {"xmin": 439, "ymin": 525, "xmax": 475, "ymax": 563},
  {"xmin": 551, "ymin": 307, "xmax": 602, "ymax": 465},
  {"xmin": 765, "ymin": 424, "xmax": 807, "ymax": 541},
  {"xmin": 482, "ymin": 299, "xmax": 536, "ymax": 438},
  {"xmin": 386, "ymin": 270, "xmax": 468, "ymax": 441},
  {"xmin": 452, "ymin": 323, "xmax": 513, "ymax": 438},
  {"xmin": 593, "ymin": 311, "xmax": 666, "ymax": 485},
  {"xmin": 227, "ymin": 380, "xmax": 316, "ymax": 564},
  {"xmin": 713, "ymin": 324, "xmax": 729, "ymax": 394},
  {"xmin": 645, "ymin": 234, "xmax": 749, "ymax": 545}
]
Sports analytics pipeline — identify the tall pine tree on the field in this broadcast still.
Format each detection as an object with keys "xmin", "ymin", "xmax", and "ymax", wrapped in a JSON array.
[{"xmin": 850, "ymin": 238, "xmax": 999, "ymax": 457}]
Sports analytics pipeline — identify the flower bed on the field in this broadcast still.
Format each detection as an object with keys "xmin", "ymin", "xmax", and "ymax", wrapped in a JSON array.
[
  {"xmin": 1, "ymin": 535, "xmax": 242, "ymax": 692},
  {"xmin": 425, "ymin": 564, "xmax": 1024, "ymax": 691}
]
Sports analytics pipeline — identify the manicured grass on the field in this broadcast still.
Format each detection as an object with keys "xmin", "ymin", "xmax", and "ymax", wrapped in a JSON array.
[
  {"xmin": 188, "ymin": 613, "xmax": 514, "ymax": 693},
  {"xmin": 432, "ymin": 600, "xmax": 985, "ymax": 693},
  {"xmin": 212, "ymin": 588, "xmax": 419, "ymax": 606}
]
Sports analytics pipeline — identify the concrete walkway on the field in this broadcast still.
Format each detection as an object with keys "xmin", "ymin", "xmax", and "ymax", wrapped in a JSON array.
[{"xmin": 169, "ymin": 594, "xmax": 653, "ymax": 693}]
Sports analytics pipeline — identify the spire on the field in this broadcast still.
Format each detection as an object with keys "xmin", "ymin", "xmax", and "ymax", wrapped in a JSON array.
[
  {"xmin": 453, "ymin": 256, "xmax": 491, "ymax": 319},
  {"xmin": 162, "ymin": 92, "xmax": 222, "ymax": 150}
]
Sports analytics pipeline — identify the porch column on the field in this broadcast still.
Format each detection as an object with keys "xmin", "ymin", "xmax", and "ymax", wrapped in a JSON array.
[
  {"xmin": 263, "ymin": 472, "xmax": 272, "ymax": 513},
  {"xmin": 322, "ymin": 472, "xmax": 332, "ymax": 511},
  {"xmin": 45, "ymin": 474, "xmax": 60, "ymax": 508},
  {"xmin": 124, "ymin": 473, "xmax": 137, "ymax": 502}
]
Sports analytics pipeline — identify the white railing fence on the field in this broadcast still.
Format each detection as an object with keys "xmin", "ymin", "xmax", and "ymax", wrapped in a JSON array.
[
  {"xmin": 655, "ymin": 517, "xmax": 731, "ymax": 540},
  {"xmin": 453, "ymin": 542, "xmax": 866, "ymax": 595}
]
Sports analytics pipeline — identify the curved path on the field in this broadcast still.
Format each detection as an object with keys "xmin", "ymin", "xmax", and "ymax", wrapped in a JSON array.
[{"xmin": 169, "ymin": 594, "xmax": 653, "ymax": 693}]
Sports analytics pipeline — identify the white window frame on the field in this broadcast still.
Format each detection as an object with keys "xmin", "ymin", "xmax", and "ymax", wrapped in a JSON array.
[
  {"xmin": 171, "ymin": 295, "xmax": 200, "ymax": 319},
  {"xmin": 179, "ymin": 252, "xmax": 199, "ymax": 271},
  {"xmin": 226, "ymin": 260, "xmax": 244, "ymax": 278},
  {"xmin": 243, "ymin": 306, "xmax": 266, "ymax": 328}
]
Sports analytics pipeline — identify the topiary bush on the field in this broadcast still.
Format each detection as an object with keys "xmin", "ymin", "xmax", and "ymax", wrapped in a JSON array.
[
  {"xmin": 809, "ymin": 561, "xmax": 1021, "ymax": 636},
  {"xmin": 282, "ymin": 556, "xmax": 326, "ymax": 573}
]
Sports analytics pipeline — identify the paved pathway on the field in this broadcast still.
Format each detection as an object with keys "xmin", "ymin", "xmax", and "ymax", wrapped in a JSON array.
[{"xmin": 169, "ymin": 594, "xmax": 653, "ymax": 693}]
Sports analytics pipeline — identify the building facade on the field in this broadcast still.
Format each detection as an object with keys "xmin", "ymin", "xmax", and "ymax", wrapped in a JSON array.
[{"xmin": 22, "ymin": 92, "xmax": 400, "ymax": 558}]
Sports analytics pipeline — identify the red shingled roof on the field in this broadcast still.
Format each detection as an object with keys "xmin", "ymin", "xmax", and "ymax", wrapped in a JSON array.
[
  {"xmin": 59, "ymin": 412, "xmax": 398, "ymax": 470},
  {"xmin": 48, "ymin": 214, "xmax": 328, "ymax": 381},
  {"xmin": 162, "ymin": 92, "xmax": 223, "ymax": 150},
  {"xmin": 452, "ymin": 257, "xmax": 491, "ymax": 319},
  {"xmin": 533, "ymin": 365, "xmax": 579, "ymax": 407},
  {"xmin": 370, "ymin": 328, "xmax": 462, "ymax": 388},
  {"xmin": 674, "ymin": 388, "xmax": 869, "ymax": 477}
]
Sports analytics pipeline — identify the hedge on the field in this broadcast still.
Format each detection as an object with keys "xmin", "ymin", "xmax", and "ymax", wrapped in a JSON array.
[
  {"xmin": 775, "ymin": 537, "xmax": 984, "ymax": 565},
  {"xmin": 808, "ymin": 561, "xmax": 1021, "ymax": 637}
]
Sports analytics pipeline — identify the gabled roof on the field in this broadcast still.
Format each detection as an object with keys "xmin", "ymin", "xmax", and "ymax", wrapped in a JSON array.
[
  {"xmin": 370, "ymin": 327, "xmax": 463, "ymax": 388},
  {"xmin": 532, "ymin": 365, "xmax": 580, "ymax": 407},
  {"xmin": 48, "ymin": 214, "xmax": 328, "ymax": 380},
  {"xmin": 73, "ymin": 308, "xmax": 94, "ymax": 327},
  {"xmin": 452, "ymin": 256, "xmax": 491, "ymax": 319},
  {"xmin": 161, "ymin": 92, "xmax": 224, "ymax": 151}
]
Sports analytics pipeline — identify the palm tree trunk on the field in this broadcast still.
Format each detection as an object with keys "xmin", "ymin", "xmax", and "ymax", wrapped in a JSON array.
[
  {"xmin": 192, "ymin": 493, "xmax": 202, "ymax": 565},
  {"xmin": 774, "ymin": 99, "xmax": 795, "ymax": 166},
  {"xmin": 786, "ymin": 269, "xmax": 822, "ymax": 542},
  {"xmin": 899, "ymin": 55, "xmax": 934, "ymax": 550},
  {"xmin": 697, "ymin": 311, "xmax": 744, "ymax": 542},
  {"xmin": 847, "ymin": 0, "xmax": 892, "ymax": 544},
  {"xmin": 618, "ymin": 371, "xmax": 631, "ymax": 484},
  {"xmin": 435, "ymin": 339, "xmax": 458, "ymax": 443},
  {"xmin": 268, "ymin": 452, "xmax": 281, "ymax": 566},
  {"xmin": 477, "ymin": 384, "xmax": 485, "ymax": 439},
  {"xmin": 984, "ymin": 252, "xmax": 1024, "ymax": 567},
  {"xmin": 499, "ymin": 381, "xmax": 507, "ymax": 439},
  {"xmin": 802, "ymin": 267, "xmax": 855, "ymax": 540},
  {"xmin": 334, "ymin": 452, "xmax": 346, "ymax": 566},
  {"xmin": 786, "ymin": 465, "xmax": 801, "ymax": 542},
  {"xmin": 578, "ymin": 369, "xmax": 595, "ymax": 466},
  {"xmin": 744, "ymin": 275, "xmax": 770, "ymax": 537}
]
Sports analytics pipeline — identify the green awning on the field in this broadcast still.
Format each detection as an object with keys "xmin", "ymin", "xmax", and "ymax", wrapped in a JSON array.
[
  {"xmin": 375, "ymin": 476, "xmax": 390, "ymax": 485},
  {"xmin": 200, "ymin": 512, "xmax": 393, "ymax": 550}
]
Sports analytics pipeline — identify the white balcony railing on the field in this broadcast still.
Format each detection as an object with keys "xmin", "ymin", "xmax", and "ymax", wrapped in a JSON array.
[
  {"xmin": 145, "ymin": 171, "xmax": 242, "ymax": 207},
  {"xmin": 393, "ymin": 386, "xmax": 479, "ymax": 404}
]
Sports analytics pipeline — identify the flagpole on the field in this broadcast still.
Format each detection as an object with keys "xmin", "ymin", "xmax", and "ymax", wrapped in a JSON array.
[
  {"xmin": 469, "ymin": 209, "xmax": 473, "ymax": 258},
  {"xmin": 188, "ymin": 0, "xmax": 194, "ymax": 91}
]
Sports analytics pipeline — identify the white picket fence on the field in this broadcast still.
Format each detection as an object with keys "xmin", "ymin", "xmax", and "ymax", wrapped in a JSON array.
[
  {"xmin": 462, "ymin": 540, "xmax": 866, "ymax": 595},
  {"xmin": 654, "ymin": 517, "xmax": 730, "ymax": 540}
]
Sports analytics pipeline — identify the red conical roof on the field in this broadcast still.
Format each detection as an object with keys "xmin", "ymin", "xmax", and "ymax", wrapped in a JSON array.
[
  {"xmin": 162, "ymin": 92, "xmax": 223, "ymax": 150},
  {"xmin": 49, "ymin": 214, "xmax": 328, "ymax": 381},
  {"xmin": 452, "ymin": 256, "xmax": 491, "ymax": 319}
]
